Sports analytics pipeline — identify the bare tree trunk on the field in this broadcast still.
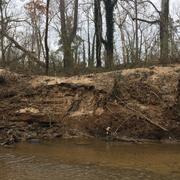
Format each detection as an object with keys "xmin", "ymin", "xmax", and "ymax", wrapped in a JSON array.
[
  {"xmin": 60, "ymin": 0, "xmax": 72, "ymax": 69},
  {"xmin": 119, "ymin": 24, "xmax": 127, "ymax": 64},
  {"xmin": 102, "ymin": 0, "xmax": 117, "ymax": 69},
  {"xmin": 74, "ymin": 47, "xmax": 78, "ymax": 65},
  {"xmin": 135, "ymin": 0, "xmax": 139, "ymax": 63},
  {"xmin": 91, "ymin": 33, "xmax": 96, "ymax": 67},
  {"xmin": 160, "ymin": 0, "xmax": 169, "ymax": 64},
  {"xmin": 104, "ymin": 3, "xmax": 114, "ymax": 68},
  {"xmin": 87, "ymin": 13, "xmax": 91, "ymax": 67},
  {"xmin": 45, "ymin": 0, "xmax": 50, "ymax": 75},
  {"xmin": 33, "ymin": 5, "xmax": 41, "ymax": 61},
  {"xmin": 139, "ymin": 28, "xmax": 143, "ymax": 61},
  {"xmin": 83, "ymin": 41, "xmax": 86, "ymax": 67},
  {"xmin": 60, "ymin": 0, "xmax": 79, "ymax": 71},
  {"xmin": 0, "ymin": 0, "xmax": 5, "ymax": 67},
  {"xmin": 94, "ymin": 0, "xmax": 102, "ymax": 68}
]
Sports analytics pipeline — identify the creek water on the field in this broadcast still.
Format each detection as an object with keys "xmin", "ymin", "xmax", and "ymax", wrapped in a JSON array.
[{"xmin": 0, "ymin": 139, "xmax": 180, "ymax": 180}]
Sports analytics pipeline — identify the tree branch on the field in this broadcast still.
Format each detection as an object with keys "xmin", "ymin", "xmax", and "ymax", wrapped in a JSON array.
[{"xmin": 133, "ymin": 18, "xmax": 160, "ymax": 24}]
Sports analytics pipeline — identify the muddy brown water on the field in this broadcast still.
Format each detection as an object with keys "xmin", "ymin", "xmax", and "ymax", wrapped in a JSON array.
[{"xmin": 0, "ymin": 139, "xmax": 180, "ymax": 180}]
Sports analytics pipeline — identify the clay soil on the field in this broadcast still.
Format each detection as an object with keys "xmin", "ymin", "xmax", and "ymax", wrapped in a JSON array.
[{"xmin": 1, "ymin": 65, "xmax": 180, "ymax": 146}]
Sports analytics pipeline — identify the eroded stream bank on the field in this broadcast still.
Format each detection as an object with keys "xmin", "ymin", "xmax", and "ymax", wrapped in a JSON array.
[
  {"xmin": 1, "ymin": 65, "xmax": 180, "ymax": 145},
  {"xmin": 0, "ymin": 139, "xmax": 180, "ymax": 180}
]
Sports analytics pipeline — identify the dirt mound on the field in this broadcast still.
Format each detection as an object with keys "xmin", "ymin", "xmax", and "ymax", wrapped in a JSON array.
[
  {"xmin": 1, "ymin": 65, "xmax": 180, "ymax": 146},
  {"xmin": 109, "ymin": 66, "xmax": 180, "ymax": 139}
]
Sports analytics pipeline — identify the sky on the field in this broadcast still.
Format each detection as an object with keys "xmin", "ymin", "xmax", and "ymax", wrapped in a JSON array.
[
  {"xmin": 15, "ymin": 0, "xmax": 180, "ymax": 11},
  {"xmin": 152, "ymin": 0, "xmax": 180, "ymax": 16},
  {"xmin": 15, "ymin": 0, "xmax": 180, "ymax": 16}
]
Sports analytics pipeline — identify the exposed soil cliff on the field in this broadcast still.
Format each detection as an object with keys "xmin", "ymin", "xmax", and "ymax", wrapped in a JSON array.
[{"xmin": 0, "ymin": 65, "xmax": 180, "ymax": 146}]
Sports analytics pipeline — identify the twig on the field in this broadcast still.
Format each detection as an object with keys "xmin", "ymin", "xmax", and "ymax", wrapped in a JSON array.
[
  {"xmin": 105, "ymin": 105, "xmax": 119, "ymax": 121},
  {"xmin": 114, "ymin": 94, "xmax": 168, "ymax": 132},
  {"xmin": 105, "ymin": 105, "xmax": 130, "ymax": 134}
]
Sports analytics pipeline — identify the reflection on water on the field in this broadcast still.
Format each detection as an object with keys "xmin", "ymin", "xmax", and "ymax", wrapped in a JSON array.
[{"xmin": 0, "ymin": 139, "xmax": 180, "ymax": 180}]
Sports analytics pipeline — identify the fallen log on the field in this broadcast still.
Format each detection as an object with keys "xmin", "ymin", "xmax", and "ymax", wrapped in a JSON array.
[{"xmin": 1, "ymin": 31, "xmax": 46, "ymax": 68}]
